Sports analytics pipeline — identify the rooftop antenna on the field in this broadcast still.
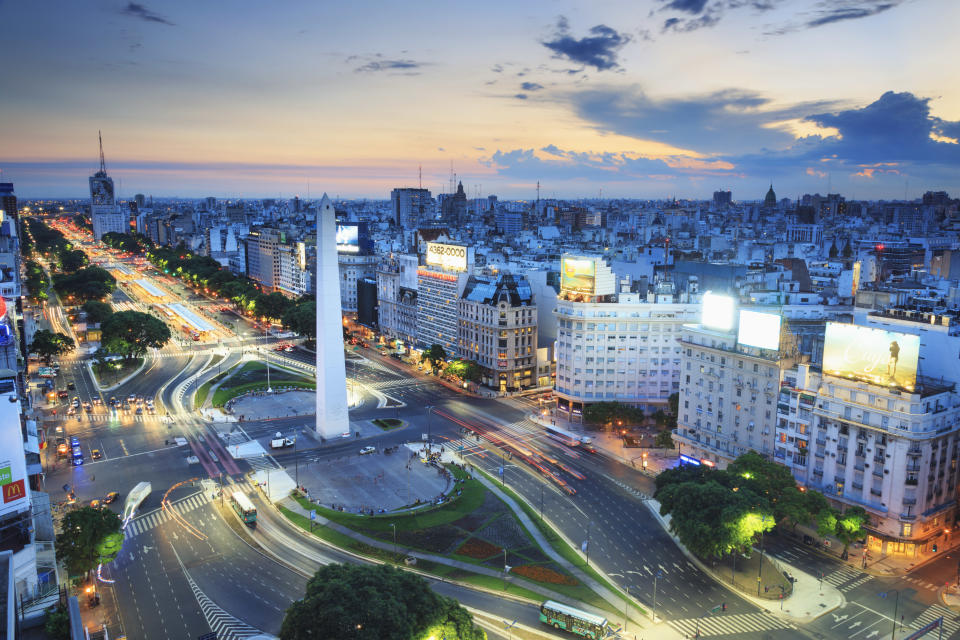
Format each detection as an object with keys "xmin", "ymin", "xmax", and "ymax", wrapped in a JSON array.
[
  {"xmin": 98, "ymin": 130, "xmax": 106, "ymax": 173},
  {"xmin": 307, "ymin": 178, "xmax": 310, "ymax": 200},
  {"xmin": 419, "ymin": 164, "xmax": 422, "ymax": 189}
]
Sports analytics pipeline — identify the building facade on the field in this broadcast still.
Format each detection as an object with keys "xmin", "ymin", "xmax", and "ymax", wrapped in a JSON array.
[
  {"xmin": 554, "ymin": 294, "xmax": 698, "ymax": 418},
  {"xmin": 459, "ymin": 273, "xmax": 537, "ymax": 391},
  {"xmin": 391, "ymin": 188, "xmax": 433, "ymax": 231},
  {"xmin": 244, "ymin": 227, "xmax": 284, "ymax": 290},
  {"xmin": 338, "ymin": 253, "xmax": 378, "ymax": 313},
  {"xmin": 377, "ymin": 254, "xmax": 419, "ymax": 348},
  {"xmin": 777, "ymin": 363, "xmax": 959, "ymax": 558}
]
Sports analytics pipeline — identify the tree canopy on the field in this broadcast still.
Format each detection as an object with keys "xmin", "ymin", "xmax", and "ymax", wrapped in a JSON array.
[
  {"xmin": 29, "ymin": 329, "xmax": 74, "ymax": 363},
  {"xmin": 52, "ymin": 266, "xmax": 116, "ymax": 302},
  {"xmin": 655, "ymin": 451, "xmax": 843, "ymax": 559},
  {"xmin": 55, "ymin": 507, "xmax": 121, "ymax": 577},
  {"xmin": 425, "ymin": 344, "xmax": 447, "ymax": 367},
  {"xmin": 23, "ymin": 260, "xmax": 50, "ymax": 302},
  {"xmin": 254, "ymin": 291, "xmax": 294, "ymax": 321},
  {"xmin": 445, "ymin": 359, "xmax": 482, "ymax": 384},
  {"xmin": 82, "ymin": 300, "xmax": 114, "ymax": 325},
  {"xmin": 582, "ymin": 401, "xmax": 645, "ymax": 428},
  {"xmin": 59, "ymin": 248, "xmax": 89, "ymax": 273},
  {"xmin": 282, "ymin": 300, "xmax": 316, "ymax": 339},
  {"xmin": 101, "ymin": 310, "xmax": 171, "ymax": 358},
  {"xmin": 280, "ymin": 564, "xmax": 485, "ymax": 640}
]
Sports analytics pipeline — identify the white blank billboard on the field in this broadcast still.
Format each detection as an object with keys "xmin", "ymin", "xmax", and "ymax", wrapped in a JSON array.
[
  {"xmin": 737, "ymin": 310, "xmax": 782, "ymax": 350},
  {"xmin": 701, "ymin": 292, "xmax": 735, "ymax": 331}
]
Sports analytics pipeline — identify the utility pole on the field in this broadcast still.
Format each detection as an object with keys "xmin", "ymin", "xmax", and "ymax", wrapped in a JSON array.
[{"xmin": 653, "ymin": 570, "xmax": 662, "ymax": 623}]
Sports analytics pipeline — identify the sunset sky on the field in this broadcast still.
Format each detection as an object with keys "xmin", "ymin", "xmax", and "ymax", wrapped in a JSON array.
[{"xmin": 1, "ymin": 0, "xmax": 958, "ymax": 200}]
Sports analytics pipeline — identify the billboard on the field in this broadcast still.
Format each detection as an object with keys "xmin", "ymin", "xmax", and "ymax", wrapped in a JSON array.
[
  {"xmin": 0, "ymin": 395, "xmax": 29, "ymax": 515},
  {"xmin": 336, "ymin": 224, "xmax": 359, "ymax": 253},
  {"xmin": 426, "ymin": 242, "xmax": 469, "ymax": 272},
  {"xmin": 737, "ymin": 310, "xmax": 782, "ymax": 350},
  {"xmin": 822, "ymin": 322, "xmax": 920, "ymax": 391},
  {"xmin": 560, "ymin": 257, "xmax": 596, "ymax": 294},
  {"xmin": 701, "ymin": 291, "xmax": 735, "ymax": 331}
]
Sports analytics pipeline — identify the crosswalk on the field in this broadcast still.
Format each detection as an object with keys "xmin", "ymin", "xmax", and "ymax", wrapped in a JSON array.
[
  {"xmin": 67, "ymin": 414, "xmax": 163, "ymax": 423},
  {"xmin": 245, "ymin": 455, "xmax": 282, "ymax": 473},
  {"xmin": 912, "ymin": 604, "xmax": 960, "ymax": 638},
  {"xmin": 902, "ymin": 574, "xmax": 944, "ymax": 592},
  {"xmin": 123, "ymin": 492, "xmax": 211, "ymax": 538},
  {"xmin": 668, "ymin": 612, "xmax": 795, "ymax": 637},
  {"xmin": 803, "ymin": 565, "xmax": 873, "ymax": 593}
]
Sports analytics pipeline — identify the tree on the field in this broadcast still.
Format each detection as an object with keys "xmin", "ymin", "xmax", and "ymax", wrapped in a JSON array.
[
  {"xmin": 425, "ymin": 344, "xmax": 447, "ymax": 372},
  {"xmin": 254, "ymin": 292, "xmax": 293, "ymax": 321},
  {"xmin": 654, "ymin": 428, "xmax": 674, "ymax": 449},
  {"xmin": 100, "ymin": 310, "xmax": 171, "ymax": 358},
  {"xmin": 445, "ymin": 359, "xmax": 482, "ymax": 384},
  {"xmin": 55, "ymin": 507, "xmax": 121, "ymax": 577},
  {"xmin": 82, "ymin": 300, "xmax": 113, "ymax": 324},
  {"xmin": 279, "ymin": 564, "xmax": 485, "ymax": 640},
  {"xmin": 582, "ymin": 401, "xmax": 644, "ymax": 428},
  {"xmin": 816, "ymin": 509, "xmax": 838, "ymax": 540},
  {"xmin": 282, "ymin": 301, "xmax": 316, "ymax": 339},
  {"xmin": 52, "ymin": 265, "xmax": 116, "ymax": 302},
  {"xmin": 44, "ymin": 607, "xmax": 70, "ymax": 640},
  {"xmin": 656, "ymin": 480, "xmax": 773, "ymax": 558},
  {"xmin": 59, "ymin": 248, "xmax": 89, "ymax": 272},
  {"xmin": 834, "ymin": 506, "xmax": 868, "ymax": 560},
  {"xmin": 727, "ymin": 450, "xmax": 797, "ymax": 506},
  {"xmin": 29, "ymin": 329, "xmax": 74, "ymax": 364}
]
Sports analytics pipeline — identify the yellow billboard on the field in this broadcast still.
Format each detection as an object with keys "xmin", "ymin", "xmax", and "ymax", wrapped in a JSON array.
[
  {"xmin": 822, "ymin": 322, "xmax": 920, "ymax": 391},
  {"xmin": 426, "ymin": 242, "xmax": 468, "ymax": 272},
  {"xmin": 560, "ymin": 257, "xmax": 596, "ymax": 294}
]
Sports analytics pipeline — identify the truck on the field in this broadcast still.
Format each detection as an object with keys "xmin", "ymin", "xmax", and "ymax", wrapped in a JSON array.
[{"xmin": 270, "ymin": 437, "xmax": 295, "ymax": 449}]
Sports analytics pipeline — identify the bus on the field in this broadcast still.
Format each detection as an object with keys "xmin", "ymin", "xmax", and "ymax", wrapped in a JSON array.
[
  {"xmin": 545, "ymin": 425, "xmax": 593, "ymax": 447},
  {"xmin": 539, "ymin": 600, "xmax": 608, "ymax": 638},
  {"xmin": 230, "ymin": 491, "xmax": 257, "ymax": 524}
]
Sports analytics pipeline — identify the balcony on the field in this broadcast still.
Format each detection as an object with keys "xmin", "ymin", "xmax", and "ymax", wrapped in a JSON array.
[
  {"xmin": 906, "ymin": 465, "xmax": 921, "ymax": 472},
  {"xmin": 905, "ymin": 478, "xmax": 919, "ymax": 486},
  {"xmin": 902, "ymin": 497, "xmax": 917, "ymax": 505},
  {"xmin": 901, "ymin": 514, "xmax": 917, "ymax": 521}
]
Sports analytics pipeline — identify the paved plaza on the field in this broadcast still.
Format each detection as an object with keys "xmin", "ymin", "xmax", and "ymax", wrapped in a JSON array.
[
  {"xmin": 229, "ymin": 389, "xmax": 315, "ymax": 421},
  {"xmin": 297, "ymin": 443, "xmax": 454, "ymax": 513}
]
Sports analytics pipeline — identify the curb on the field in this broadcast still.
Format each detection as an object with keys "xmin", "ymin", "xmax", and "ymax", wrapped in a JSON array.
[{"xmin": 87, "ymin": 357, "xmax": 148, "ymax": 392}]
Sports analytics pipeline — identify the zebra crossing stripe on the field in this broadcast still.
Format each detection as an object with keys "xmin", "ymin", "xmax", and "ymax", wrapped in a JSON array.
[
  {"xmin": 124, "ymin": 492, "xmax": 212, "ymax": 539},
  {"xmin": 668, "ymin": 613, "xmax": 794, "ymax": 637},
  {"xmin": 912, "ymin": 605, "xmax": 960, "ymax": 636}
]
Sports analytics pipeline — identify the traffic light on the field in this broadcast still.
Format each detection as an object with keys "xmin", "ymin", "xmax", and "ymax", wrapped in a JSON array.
[{"xmin": 721, "ymin": 603, "xmax": 726, "ymax": 611}]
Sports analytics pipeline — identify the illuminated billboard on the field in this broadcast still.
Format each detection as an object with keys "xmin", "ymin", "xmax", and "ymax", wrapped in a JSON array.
[
  {"xmin": 701, "ymin": 292, "xmax": 735, "ymax": 331},
  {"xmin": 737, "ymin": 310, "xmax": 782, "ymax": 350},
  {"xmin": 336, "ymin": 224, "xmax": 359, "ymax": 253},
  {"xmin": 0, "ymin": 395, "xmax": 29, "ymax": 516},
  {"xmin": 426, "ymin": 242, "xmax": 469, "ymax": 272},
  {"xmin": 822, "ymin": 322, "xmax": 920, "ymax": 391},
  {"xmin": 560, "ymin": 257, "xmax": 596, "ymax": 295}
]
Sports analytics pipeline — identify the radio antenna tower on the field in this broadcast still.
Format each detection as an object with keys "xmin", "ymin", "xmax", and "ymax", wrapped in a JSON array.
[
  {"xmin": 98, "ymin": 130, "xmax": 107, "ymax": 173},
  {"xmin": 419, "ymin": 164, "xmax": 422, "ymax": 189}
]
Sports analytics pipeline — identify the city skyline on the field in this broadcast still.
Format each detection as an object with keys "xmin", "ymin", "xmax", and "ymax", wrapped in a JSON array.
[{"xmin": 1, "ymin": 0, "xmax": 959, "ymax": 199}]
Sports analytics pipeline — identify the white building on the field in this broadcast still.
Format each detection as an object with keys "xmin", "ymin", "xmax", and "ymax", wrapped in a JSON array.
[
  {"xmin": 554, "ymin": 291, "xmax": 699, "ymax": 418},
  {"xmin": 89, "ymin": 136, "xmax": 127, "ymax": 241},
  {"xmin": 338, "ymin": 253, "xmax": 378, "ymax": 313},
  {"xmin": 377, "ymin": 254, "xmax": 419, "ymax": 348},
  {"xmin": 416, "ymin": 242, "xmax": 473, "ymax": 357}
]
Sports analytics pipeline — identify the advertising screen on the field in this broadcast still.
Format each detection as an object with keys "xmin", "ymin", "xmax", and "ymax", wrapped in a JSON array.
[
  {"xmin": 822, "ymin": 322, "xmax": 920, "ymax": 390},
  {"xmin": 0, "ymin": 398, "xmax": 29, "ymax": 516},
  {"xmin": 426, "ymin": 242, "xmax": 469, "ymax": 272},
  {"xmin": 336, "ymin": 224, "xmax": 359, "ymax": 253},
  {"xmin": 560, "ymin": 257, "xmax": 596, "ymax": 294},
  {"xmin": 701, "ymin": 292, "xmax": 735, "ymax": 331},
  {"xmin": 737, "ymin": 310, "xmax": 782, "ymax": 350}
]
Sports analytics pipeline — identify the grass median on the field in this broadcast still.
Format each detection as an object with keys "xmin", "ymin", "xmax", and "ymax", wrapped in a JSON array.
[{"xmin": 211, "ymin": 361, "xmax": 314, "ymax": 407}]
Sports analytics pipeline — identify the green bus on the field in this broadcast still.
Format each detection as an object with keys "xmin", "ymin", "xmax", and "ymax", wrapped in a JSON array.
[
  {"xmin": 539, "ymin": 600, "xmax": 608, "ymax": 638},
  {"xmin": 230, "ymin": 491, "xmax": 257, "ymax": 524}
]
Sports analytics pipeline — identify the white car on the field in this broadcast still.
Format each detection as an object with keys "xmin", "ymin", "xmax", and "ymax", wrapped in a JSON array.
[{"xmin": 359, "ymin": 446, "xmax": 376, "ymax": 455}]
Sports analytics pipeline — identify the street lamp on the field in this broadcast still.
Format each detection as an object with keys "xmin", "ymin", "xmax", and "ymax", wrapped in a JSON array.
[
  {"xmin": 879, "ymin": 590, "xmax": 902, "ymax": 638},
  {"xmin": 425, "ymin": 405, "xmax": 433, "ymax": 442},
  {"xmin": 757, "ymin": 514, "xmax": 770, "ymax": 596},
  {"xmin": 390, "ymin": 522, "xmax": 397, "ymax": 562}
]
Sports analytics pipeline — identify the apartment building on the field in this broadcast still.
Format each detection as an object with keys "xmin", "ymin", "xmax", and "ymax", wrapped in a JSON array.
[
  {"xmin": 459, "ymin": 273, "xmax": 537, "ymax": 391},
  {"xmin": 377, "ymin": 254, "xmax": 419, "ymax": 349},
  {"xmin": 416, "ymin": 242, "xmax": 473, "ymax": 357}
]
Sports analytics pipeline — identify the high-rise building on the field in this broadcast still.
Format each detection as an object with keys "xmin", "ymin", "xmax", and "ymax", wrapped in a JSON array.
[
  {"xmin": 244, "ymin": 227, "xmax": 284, "ymax": 290},
  {"xmin": 441, "ymin": 181, "xmax": 468, "ymax": 227},
  {"xmin": 391, "ymin": 188, "xmax": 433, "ymax": 231},
  {"xmin": 459, "ymin": 273, "xmax": 537, "ymax": 391},
  {"xmin": 417, "ymin": 242, "xmax": 473, "ymax": 357},
  {"xmin": 0, "ymin": 183, "xmax": 16, "ymax": 221},
  {"xmin": 89, "ymin": 133, "xmax": 127, "ymax": 240},
  {"xmin": 712, "ymin": 190, "xmax": 732, "ymax": 209},
  {"xmin": 377, "ymin": 254, "xmax": 419, "ymax": 350}
]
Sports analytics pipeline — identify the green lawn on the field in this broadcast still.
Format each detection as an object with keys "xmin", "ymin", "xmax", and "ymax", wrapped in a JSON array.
[
  {"xmin": 91, "ymin": 358, "xmax": 143, "ymax": 387},
  {"xmin": 373, "ymin": 418, "xmax": 404, "ymax": 430},
  {"xmin": 210, "ymin": 361, "xmax": 314, "ymax": 407}
]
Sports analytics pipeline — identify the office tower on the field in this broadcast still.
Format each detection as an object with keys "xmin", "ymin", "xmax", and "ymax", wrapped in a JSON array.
[
  {"xmin": 89, "ymin": 132, "xmax": 127, "ymax": 240},
  {"xmin": 416, "ymin": 241, "xmax": 472, "ymax": 358},
  {"xmin": 314, "ymin": 194, "xmax": 350, "ymax": 439},
  {"xmin": 0, "ymin": 183, "xmax": 16, "ymax": 220},
  {"xmin": 391, "ymin": 188, "xmax": 433, "ymax": 231},
  {"xmin": 712, "ymin": 190, "xmax": 732, "ymax": 209}
]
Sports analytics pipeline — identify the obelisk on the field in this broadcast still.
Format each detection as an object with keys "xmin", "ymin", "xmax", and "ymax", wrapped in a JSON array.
[{"xmin": 315, "ymin": 194, "xmax": 350, "ymax": 438}]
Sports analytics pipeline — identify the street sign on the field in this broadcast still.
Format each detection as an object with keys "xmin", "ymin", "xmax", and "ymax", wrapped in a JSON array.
[
  {"xmin": 310, "ymin": 510, "xmax": 316, "ymax": 521},
  {"xmin": 62, "ymin": 484, "xmax": 70, "ymax": 493},
  {"xmin": 581, "ymin": 540, "xmax": 588, "ymax": 552}
]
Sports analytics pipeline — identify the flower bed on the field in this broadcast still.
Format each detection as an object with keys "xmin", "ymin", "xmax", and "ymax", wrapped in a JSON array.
[
  {"xmin": 456, "ymin": 538, "xmax": 502, "ymax": 560},
  {"xmin": 510, "ymin": 564, "xmax": 579, "ymax": 586}
]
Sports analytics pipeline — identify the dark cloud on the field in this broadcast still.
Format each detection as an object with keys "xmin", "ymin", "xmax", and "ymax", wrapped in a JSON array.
[
  {"xmin": 487, "ymin": 147, "xmax": 678, "ymax": 182},
  {"xmin": 521, "ymin": 82, "xmax": 544, "ymax": 92},
  {"xmin": 354, "ymin": 58, "xmax": 425, "ymax": 74},
  {"xmin": 658, "ymin": 0, "xmax": 901, "ymax": 34},
  {"xmin": 569, "ymin": 85, "xmax": 838, "ymax": 154},
  {"xmin": 658, "ymin": 0, "xmax": 780, "ymax": 32},
  {"xmin": 541, "ymin": 17, "xmax": 630, "ymax": 71},
  {"xmin": 120, "ymin": 2, "xmax": 175, "ymax": 26},
  {"xmin": 663, "ymin": 0, "xmax": 710, "ymax": 13},
  {"xmin": 514, "ymin": 94, "xmax": 529, "ymax": 100},
  {"xmin": 792, "ymin": 1, "xmax": 899, "ymax": 31},
  {"xmin": 491, "ymin": 64, "xmax": 504, "ymax": 73}
]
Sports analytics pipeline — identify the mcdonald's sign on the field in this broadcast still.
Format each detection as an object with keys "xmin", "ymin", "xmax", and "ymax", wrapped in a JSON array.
[{"xmin": 2, "ymin": 479, "xmax": 24, "ymax": 503}]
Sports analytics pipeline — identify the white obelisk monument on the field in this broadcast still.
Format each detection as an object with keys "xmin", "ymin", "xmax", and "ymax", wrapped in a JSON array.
[{"xmin": 315, "ymin": 194, "xmax": 350, "ymax": 438}]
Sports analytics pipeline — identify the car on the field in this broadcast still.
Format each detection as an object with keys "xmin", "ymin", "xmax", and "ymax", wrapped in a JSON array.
[
  {"xmin": 92, "ymin": 398, "xmax": 102, "ymax": 406},
  {"xmin": 82, "ymin": 402, "xmax": 92, "ymax": 411},
  {"xmin": 284, "ymin": 346, "xmax": 294, "ymax": 352},
  {"xmin": 66, "ymin": 492, "xmax": 77, "ymax": 504},
  {"xmin": 127, "ymin": 394, "xmax": 136, "ymax": 403},
  {"xmin": 57, "ymin": 390, "xmax": 69, "ymax": 399},
  {"xmin": 103, "ymin": 491, "xmax": 119, "ymax": 504},
  {"xmin": 91, "ymin": 448, "xmax": 103, "ymax": 460},
  {"xmin": 359, "ymin": 446, "xmax": 376, "ymax": 455},
  {"xmin": 135, "ymin": 407, "xmax": 142, "ymax": 415},
  {"xmin": 122, "ymin": 403, "xmax": 131, "ymax": 412},
  {"xmin": 109, "ymin": 396, "xmax": 117, "ymax": 406},
  {"xmin": 71, "ymin": 397, "xmax": 80, "ymax": 407},
  {"xmin": 66, "ymin": 406, "xmax": 76, "ymax": 416},
  {"xmin": 147, "ymin": 405, "xmax": 155, "ymax": 415},
  {"xmin": 90, "ymin": 499, "xmax": 102, "ymax": 509},
  {"xmin": 67, "ymin": 382, "xmax": 75, "ymax": 390},
  {"xmin": 70, "ymin": 436, "xmax": 80, "ymax": 446}
]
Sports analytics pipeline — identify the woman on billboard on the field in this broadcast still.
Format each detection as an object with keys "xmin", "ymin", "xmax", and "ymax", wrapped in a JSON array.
[{"xmin": 887, "ymin": 340, "xmax": 899, "ymax": 378}]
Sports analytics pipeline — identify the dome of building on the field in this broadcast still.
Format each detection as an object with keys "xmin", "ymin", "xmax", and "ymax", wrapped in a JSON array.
[{"xmin": 763, "ymin": 183, "xmax": 777, "ymax": 207}]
